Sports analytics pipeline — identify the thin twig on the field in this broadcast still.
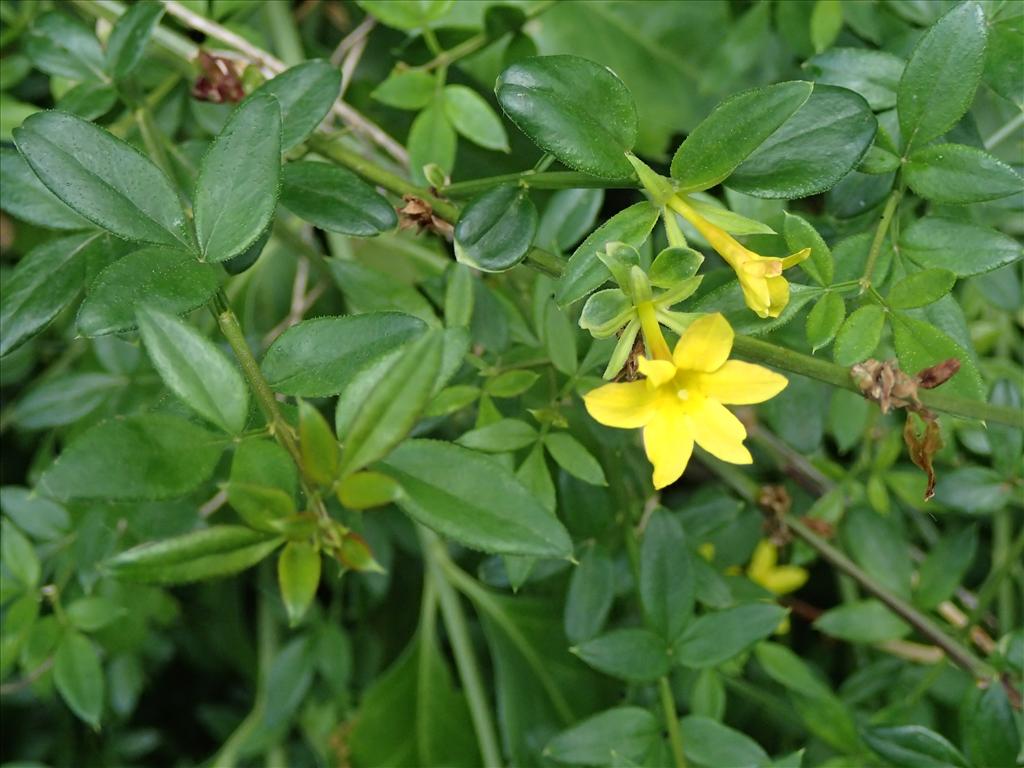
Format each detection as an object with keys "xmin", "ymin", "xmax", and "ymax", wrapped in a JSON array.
[
  {"xmin": 0, "ymin": 658, "xmax": 54, "ymax": 696},
  {"xmin": 331, "ymin": 15, "xmax": 375, "ymax": 67}
]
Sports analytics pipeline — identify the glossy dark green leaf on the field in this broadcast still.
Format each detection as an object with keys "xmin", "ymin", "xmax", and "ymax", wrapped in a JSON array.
[
  {"xmin": 572, "ymin": 628, "xmax": 670, "ymax": 682},
  {"xmin": 380, "ymin": 439, "xmax": 572, "ymax": 557},
  {"xmin": 556, "ymin": 201, "xmax": 660, "ymax": 306},
  {"xmin": 905, "ymin": 143, "xmax": 1022, "ymax": 203},
  {"xmin": 564, "ymin": 543, "xmax": 615, "ymax": 644},
  {"xmin": 105, "ymin": 525, "xmax": 283, "ymax": 584},
  {"xmin": 544, "ymin": 432, "xmax": 606, "ymax": 486},
  {"xmin": 248, "ymin": 60, "xmax": 341, "ymax": 151},
  {"xmin": 443, "ymin": 84, "xmax": 509, "ymax": 152},
  {"xmin": 671, "ymin": 81, "xmax": 812, "ymax": 192},
  {"xmin": 277, "ymin": 541, "xmax": 321, "ymax": 626},
  {"xmin": 863, "ymin": 726, "xmax": 970, "ymax": 768},
  {"xmin": 339, "ymin": 329, "xmax": 443, "ymax": 475},
  {"xmin": 496, "ymin": 55, "xmax": 638, "ymax": 178},
  {"xmin": 54, "ymin": 631, "xmax": 104, "ymax": 729},
  {"xmin": 897, "ymin": 1, "xmax": 987, "ymax": 150},
  {"xmin": 728, "ymin": 85, "xmax": 876, "ymax": 199},
  {"xmin": 674, "ymin": 603, "xmax": 787, "ymax": 668},
  {"xmin": 804, "ymin": 48, "xmax": 904, "ymax": 110},
  {"xmin": 25, "ymin": 12, "xmax": 106, "ymax": 81},
  {"xmin": 888, "ymin": 268, "xmax": 956, "ymax": 309},
  {"xmin": 639, "ymin": 510, "xmax": 694, "ymax": 641},
  {"xmin": 832, "ymin": 305, "xmax": 884, "ymax": 366},
  {"xmin": 545, "ymin": 708, "xmax": 660, "ymax": 766},
  {"xmin": 915, "ymin": 526, "xmax": 977, "ymax": 610},
  {"xmin": 0, "ymin": 232, "xmax": 97, "ymax": 356},
  {"xmin": 454, "ymin": 185, "xmax": 538, "ymax": 272},
  {"xmin": 40, "ymin": 413, "xmax": 225, "ymax": 501},
  {"xmin": 679, "ymin": 716, "xmax": 770, "ymax": 768},
  {"xmin": 194, "ymin": 94, "xmax": 281, "ymax": 262},
  {"xmin": 261, "ymin": 313, "xmax": 425, "ymax": 397},
  {"xmin": 900, "ymin": 218, "xmax": 1021, "ymax": 277},
  {"xmin": 814, "ymin": 599, "xmax": 910, "ymax": 643},
  {"xmin": 281, "ymin": 161, "xmax": 396, "ymax": 236},
  {"xmin": 0, "ymin": 146, "xmax": 90, "ymax": 230},
  {"xmin": 105, "ymin": 0, "xmax": 165, "ymax": 79},
  {"xmin": 962, "ymin": 683, "xmax": 1019, "ymax": 768},
  {"xmin": 13, "ymin": 112, "xmax": 193, "ymax": 247},
  {"xmin": 137, "ymin": 305, "xmax": 249, "ymax": 434},
  {"xmin": 77, "ymin": 246, "xmax": 220, "ymax": 336},
  {"xmin": 892, "ymin": 313, "xmax": 984, "ymax": 401},
  {"xmin": 806, "ymin": 292, "xmax": 845, "ymax": 352}
]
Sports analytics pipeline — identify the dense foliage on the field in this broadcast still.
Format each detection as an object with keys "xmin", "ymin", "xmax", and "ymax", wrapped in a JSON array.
[{"xmin": 1, "ymin": 1, "xmax": 1022, "ymax": 767}]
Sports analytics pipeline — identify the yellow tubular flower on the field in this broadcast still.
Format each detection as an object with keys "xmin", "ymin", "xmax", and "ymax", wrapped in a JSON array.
[
  {"xmin": 668, "ymin": 196, "xmax": 810, "ymax": 319},
  {"xmin": 747, "ymin": 540, "xmax": 809, "ymax": 596},
  {"xmin": 583, "ymin": 313, "xmax": 787, "ymax": 489}
]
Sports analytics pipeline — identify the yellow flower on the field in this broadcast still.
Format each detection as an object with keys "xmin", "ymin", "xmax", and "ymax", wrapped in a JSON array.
[
  {"xmin": 583, "ymin": 313, "xmax": 787, "ymax": 489},
  {"xmin": 747, "ymin": 540, "xmax": 809, "ymax": 595},
  {"xmin": 669, "ymin": 197, "xmax": 810, "ymax": 319}
]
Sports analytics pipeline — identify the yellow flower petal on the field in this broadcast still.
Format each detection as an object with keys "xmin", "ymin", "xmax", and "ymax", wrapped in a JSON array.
[
  {"xmin": 673, "ymin": 313, "xmax": 734, "ymax": 372},
  {"xmin": 698, "ymin": 361, "xmax": 788, "ymax": 404},
  {"xmin": 761, "ymin": 565, "xmax": 809, "ymax": 596},
  {"xmin": 637, "ymin": 356, "xmax": 677, "ymax": 388},
  {"xmin": 780, "ymin": 247, "xmax": 811, "ymax": 269},
  {"xmin": 747, "ymin": 539, "xmax": 777, "ymax": 584},
  {"xmin": 643, "ymin": 403, "xmax": 694, "ymax": 489},
  {"xmin": 765, "ymin": 275, "xmax": 790, "ymax": 318},
  {"xmin": 689, "ymin": 399, "xmax": 752, "ymax": 464},
  {"xmin": 739, "ymin": 274, "xmax": 772, "ymax": 318},
  {"xmin": 583, "ymin": 381, "xmax": 656, "ymax": 429}
]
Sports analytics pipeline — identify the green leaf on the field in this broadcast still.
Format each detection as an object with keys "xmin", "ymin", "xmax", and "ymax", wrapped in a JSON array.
[
  {"xmin": 457, "ymin": 418, "xmax": 538, "ymax": 452},
  {"xmin": 842, "ymin": 507, "xmax": 912, "ymax": 599},
  {"xmin": 832, "ymin": 304, "xmax": 884, "ymax": 366},
  {"xmin": 962, "ymin": 683, "xmax": 1019, "ymax": 768},
  {"xmin": 248, "ymin": 60, "xmax": 341, "ymax": 151},
  {"xmin": 674, "ymin": 603, "xmax": 787, "ymax": 668},
  {"xmin": 485, "ymin": 371, "xmax": 539, "ymax": 398},
  {"xmin": 444, "ymin": 264, "xmax": 474, "ymax": 328},
  {"xmin": 670, "ymin": 81, "xmax": 812, "ymax": 192},
  {"xmin": 754, "ymin": 642, "xmax": 834, "ymax": 700},
  {"xmin": 572, "ymin": 628, "xmax": 670, "ymax": 682},
  {"xmin": 380, "ymin": 439, "xmax": 572, "ymax": 557},
  {"xmin": 105, "ymin": 0, "xmax": 165, "ymax": 79},
  {"xmin": 639, "ymin": 509, "xmax": 693, "ymax": 641},
  {"xmin": 137, "ymin": 305, "xmax": 249, "ymax": 434},
  {"xmin": 277, "ymin": 541, "xmax": 321, "ymax": 626},
  {"xmin": 54, "ymin": 631, "xmax": 104, "ymax": 728},
  {"xmin": 1, "ymin": 519, "xmax": 40, "ymax": 589},
  {"xmin": 228, "ymin": 438, "xmax": 297, "ymax": 531},
  {"xmin": 935, "ymin": 467, "xmax": 1011, "ymax": 514},
  {"xmin": 814, "ymin": 599, "xmax": 910, "ymax": 643},
  {"xmin": 298, "ymin": 400, "xmax": 339, "ymax": 487},
  {"xmin": 408, "ymin": 104, "xmax": 456, "ymax": 184},
  {"xmin": 0, "ymin": 146, "xmax": 90, "ymax": 230},
  {"xmin": 326, "ymin": 260, "xmax": 437, "ymax": 325},
  {"xmin": 339, "ymin": 329, "xmax": 443, "ymax": 476},
  {"xmin": 496, "ymin": 55, "xmax": 638, "ymax": 178},
  {"xmin": 891, "ymin": 313, "xmax": 984, "ymax": 401},
  {"xmin": 543, "ymin": 432, "xmax": 606, "ymax": 486},
  {"xmin": 56, "ymin": 81, "xmax": 117, "ymax": 121},
  {"xmin": 357, "ymin": 0, "xmax": 453, "ymax": 31},
  {"xmin": 25, "ymin": 12, "xmax": 106, "ymax": 82},
  {"xmin": 105, "ymin": 525, "xmax": 283, "ymax": 584},
  {"xmin": 888, "ymin": 268, "xmax": 956, "ymax": 309},
  {"xmin": 728, "ymin": 85, "xmax": 876, "ymax": 199},
  {"xmin": 535, "ymin": 188, "xmax": 604, "ymax": 253},
  {"xmin": 897, "ymin": 1, "xmax": 988, "ymax": 151},
  {"xmin": 11, "ymin": 372, "xmax": 121, "ymax": 430},
  {"xmin": 806, "ymin": 292, "xmax": 845, "ymax": 352},
  {"xmin": 0, "ymin": 232, "xmax": 96, "ymax": 356},
  {"xmin": 804, "ymin": 48, "xmax": 904, "ymax": 110},
  {"xmin": 984, "ymin": 16, "xmax": 1024, "ymax": 106},
  {"xmin": 0, "ymin": 487, "xmax": 70, "ymax": 541},
  {"xmin": 545, "ymin": 708, "xmax": 660, "ymax": 766},
  {"xmin": 40, "ymin": 413, "xmax": 225, "ymax": 501},
  {"xmin": 858, "ymin": 144, "xmax": 901, "ymax": 174},
  {"xmin": 679, "ymin": 716, "xmax": 770, "ymax": 768},
  {"xmin": 336, "ymin": 471, "xmax": 401, "ymax": 509},
  {"xmin": 564, "ymin": 543, "xmax": 615, "ymax": 644},
  {"xmin": 372, "ymin": 69, "xmax": 435, "ymax": 110},
  {"xmin": 557, "ymin": 201, "xmax": 660, "ymax": 306},
  {"xmin": 77, "ymin": 246, "xmax": 220, "ymax": 336},
  {"xmin": 261, "ymin": 313, "xmax": 426, "ymax": 397},
  {"xmin": 783, "ymin": 212, "xmax": 833, "ymax": 286},
  {"xmin": 443, "ymin": 85, "xmax": 509, "ymax": 152},
  {"xmin": 194, "ymin": 94, "xmax": 281, "ymax": 262},
  {"xmin": 281, "ymin": 161, "xmax": 395, "ymax": 236},
  {"xmin": 863, "ymin": 726, "xmax": 970, "ymax": 768},
  {"xmin": 905, "ymin": 143, "xmax": 1022, "ymax": 204},
  {"xmin": 915, "ymin": 526, "xmax": 977, "ymax": 610},
  {"xmin": 13, "ymin": 111, "xmax": 192, "ymax": 247},
  {"xmin": 66, "ymin": 597, "xmax": 126, "ymax": 632},
  {"xmin": 545, "ymin": 300, "xmax": 578, "ymax": 375},
  {"xmin": 900, "ymin": 218, "xmax": 1021, "ymax": 277},
  {"xmin": 454, "ymin": 185, "xmax": 538, "ymax": 272},
  {"xmin": 810, "ymin": 0, "xmax": 843, "ymax": 53}
]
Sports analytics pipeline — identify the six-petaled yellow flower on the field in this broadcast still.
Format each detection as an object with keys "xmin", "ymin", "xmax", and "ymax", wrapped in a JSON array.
[
  {"xmin": 669, "ymin": 197, "xmax": 810, "ymax": 319},
  {"xmin": 583, "ymin": 312, "xmax": 787, "ymax": 489}
]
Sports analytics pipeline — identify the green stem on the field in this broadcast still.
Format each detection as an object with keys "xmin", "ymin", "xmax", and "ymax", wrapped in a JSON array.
[
  {"xmin": 860, "ymin": 187, "xmax": 902, "ymax": 290},
  {"xmin": 442, "ymin": 170, "xmax": 635, "ymax": 197},
  {"xmin": 262, "ymin": 0, "xmax": 304, "ymax": 65},
  {"xmin": 659, "ymin": 676, "xmax": 687, "ymax": 768},
  {"xmin": 966, "ymin": 520, "xmax": 1024, "ymax": 630},
  {"xmin": 993, "ymin": 512, "xmax": 1016, "ymax": 632},
  {"xmin": 699, "ymin": 453, "xmax": 996, "ymax": 681},
  {"xmin": 420, "ymin": 529, "xmax": 503, "ymax": 767}
]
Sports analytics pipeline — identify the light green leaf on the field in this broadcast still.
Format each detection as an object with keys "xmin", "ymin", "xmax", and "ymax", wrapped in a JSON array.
[
  {"xmin": 544, "ymin": 432, "xmax": 606, "ymax": 486},
  {"xmin": 545, "ymin": 708, "xmax": 660, "ymax": 766},
  {"xmin": 357, "ymin": 0, "xmax": 453, "ymax": 30},
  {"xmin": 679, "ymin": 716, "xmax": 770, "ymax": 768},
  {"xmin": 806, "ymin": 292, "xmax": 845, "ymax": 352},
  {"xmin": 1, "ymin": 519, "xmax": 40, "ymax": 589},
  {"xmin": 810, "ymin": 0, "xmax": 843, "ymax": 53},
  {"xmin": 54, "ymin": 631, "xmax": 104, "ymax": 728},
  {"xmin": 814, "ymin": 599, "xmax": 910, "ymax": 643},
  {"xmin": 278, "ymin": 541, "xmax": 321, "ymax": 626},
  {"xmin": 66, "ymin": 597, "xmax": 126, "ymax": 632},
  {"xmin": 888, "ymin": 268, "xmax": 956, "ymax": 309},
  {"xmin": 863, "ymin": 726, "xmax": 970, "ymax": 768},
  {"xmin": 783, "ymin": 211, "xmax": 833, "ymax": 286},
  {"xmin": 372, "ymin": 69, "xmax": 435, "ymax": 110},
  {"xmin": 891, "ymin": 313, "xmax": 984, "ymax": 401},
  {"xmin": 832, "ymin": 305, "xmax": 884, "ymax": 366},
  {"xmin": 408, "ymin": 104, "xmax": 456, "ymax": 184},
  {"xmin": 457, "ymin": 418, "xmax": 538, "ymax": 453},
  {"xmin": 572, "ymin": 628, "xmax": 670, "ymax": 682},
  {"xmin": 443, "ymin": 84, "xmax": 509, "ymax": 152}
]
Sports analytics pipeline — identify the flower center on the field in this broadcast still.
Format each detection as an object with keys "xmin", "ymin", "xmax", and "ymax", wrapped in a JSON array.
[{"xmin": 676, "ymin": 388, "xmax": 689, "ymax": 401}]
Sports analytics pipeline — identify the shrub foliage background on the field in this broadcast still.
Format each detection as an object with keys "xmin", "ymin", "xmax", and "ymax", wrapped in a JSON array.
[{"xmin": 0, "ymin": 1, "xmax": 1022, "ymax": 767}]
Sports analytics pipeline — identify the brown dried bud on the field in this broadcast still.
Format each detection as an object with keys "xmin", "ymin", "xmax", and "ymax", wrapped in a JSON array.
[
  {"xmin": 916, "ymin": 358, "xmax": 961, "ymax": 389},
  {"xmin": 192, "ymin": 51, "xmax": 245, "ymax": 103},
  {"xmin": 397, "ymin": 195, "xmax": 454, "ymax": 239}
]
